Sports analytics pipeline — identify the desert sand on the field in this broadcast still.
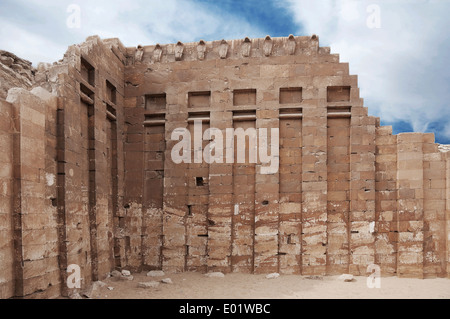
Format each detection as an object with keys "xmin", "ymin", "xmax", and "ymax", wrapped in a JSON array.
[{"xmin": 85, "ymin": 271, "xmax": 450, "ymax": 299}]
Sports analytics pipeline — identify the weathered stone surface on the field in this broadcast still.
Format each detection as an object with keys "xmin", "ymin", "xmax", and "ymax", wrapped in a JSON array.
[
  {"xmin": 119, "ymin": 275, "xmax": 134, "ymax": 281},
  {"xmin": 0, "ymin": 34, "xmax": 449, "ymax": 299},
  {"xmin": 161, "ymin": 278, "xmax": 173, "ymax": 284}
]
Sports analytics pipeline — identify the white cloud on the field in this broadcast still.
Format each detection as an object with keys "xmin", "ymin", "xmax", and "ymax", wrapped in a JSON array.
[
  {"xmin": 284, "ymin": 0, "xmax": 450, "ymax": 142},
  {"xmin": 0, "ymin": 0, "xmax": 264, "ymax": 65}
]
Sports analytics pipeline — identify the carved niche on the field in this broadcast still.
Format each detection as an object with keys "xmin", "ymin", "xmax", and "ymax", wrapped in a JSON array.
[
  {"xmin": 219, "ymin": 39, "xmax": 229, "ymax": 59},
  {"xmin": 241, "ymin": 37, "xmax": 251, "ymax": 57},
  {"xmin": 286, "ymin": 34, "xmax": 296, "ymax": 55},
  {"xmin": 197, "ymin": 40, "xmax": 206, "ymax": 60},
  {"xmin": 263, "ymin": 35, "xmax": 273, "ymax": 57},
  {"xmin": 175, "ymin": 41, "xmax": 184, "ymax": 61},
  {"xmin": 153, "ymin": 44, "xmax": 162, "ymax": 62}
]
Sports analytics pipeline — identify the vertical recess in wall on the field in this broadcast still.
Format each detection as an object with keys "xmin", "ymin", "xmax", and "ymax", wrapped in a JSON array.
[
  {"xmin": 80, "ymin": 56, "xmax": 98, "ymax": 281},
  {"xmin": 206, "ymin": 90, "xmax": 233, "ymax": 273},
  {"xmin": 326, "ymin": 114, "xmax": 350, "ymax": 274},
  {"xmin": 422, "ymin": 134, "xmax": 446, "ymax": 278},
  {"xmin": 11, "ymin": 95, "xmax": 24, "ymax": 297},
  {"xmin": 143, "ymin": 106, "xmax": 166, "ymax": 270},
  {"xmin": 186, "ymin": 111, "xmax": 210, "ymax": 272},
  {"xmin": 87, "ymin": 101, "xmax": 99, "ymax": 280},
  {"xmin": 254, "ymin": 107, "xmax": 279, "ymax": 275},
  {"xmin": 278, "ymin": 108, "xmax": 302, "ymax": 274},
  {"xmin": 446, "ymin": 153, "xmax": 450, "ymax": 278},
  {"xmin": 347, "ymin": 87, "xmax": 377, "ymax": 276},
  {"xmin": 122, "ymin": 104, "xmax": 145, "ymax": 270},
  {"xmin": 162, "ymin": 90, "xmax": 188, "ymax": 273}
]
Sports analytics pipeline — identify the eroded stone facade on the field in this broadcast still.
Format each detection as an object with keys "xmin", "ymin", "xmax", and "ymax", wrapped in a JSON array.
[{"xmin": 0, "ymin": 35, "xmax": 449, "ymax": 298}]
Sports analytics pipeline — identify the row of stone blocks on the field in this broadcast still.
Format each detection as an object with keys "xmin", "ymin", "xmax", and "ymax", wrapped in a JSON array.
[
  {"xmin": 125, "ymin": 109, "xmax": 450, "ymax": 279},
  {"xmin": 131, "ymin": 35, "xmax": 327, "ymax": 64}
]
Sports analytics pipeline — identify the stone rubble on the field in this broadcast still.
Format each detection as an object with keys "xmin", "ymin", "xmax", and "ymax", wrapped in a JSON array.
[
  {"xmin": 305, "ymin": 275, "xmax": 323, "ymax": 280},
  {"xmin": 338, "ymin": 274, "xmax": 354, "ymax": 282},
  {"xmin": 121, "ymin": 270, "xmax": 131, "ymax": 277},
  {"xmin": 204, "ymin": 272, "xmax": 225, "ymax": 278},
  {"xmin": 138, "ymin": 281, "xmax": 160, "ymax": 289},
  {"xmin": 83, "ymin": 281, "xmax": 107, "ymax": 299},
  {"xmin": 161, "ymin": 278, "xmax": 173, "ymax": 284},
  {"xmin": 147, "ymin": 270, "xmax": 165, "ymax": 277}
]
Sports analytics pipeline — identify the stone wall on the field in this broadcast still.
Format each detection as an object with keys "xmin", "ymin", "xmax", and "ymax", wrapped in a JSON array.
[
  {"xmin": 0, "ymin": 34, "xmax": 449, "ymax": 298},
  {"xmin": 0, "ymin": 36, "xmax": 127, "ymax": 298},
  {"xmin": 121, "ymin": 35, "xmax": 450, "ymax": 278},
  {"xmin": 0, "ymin": 88, "xmax": 59, "ymax": 298},
  {"xmin": 46, "ymin": 36, "xmax": 127, "ymax": 296}
]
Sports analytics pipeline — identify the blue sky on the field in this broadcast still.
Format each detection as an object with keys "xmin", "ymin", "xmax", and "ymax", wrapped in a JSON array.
[{"xmin": 0, "ymin": 0, "xmax": 449, "ymax": 144}]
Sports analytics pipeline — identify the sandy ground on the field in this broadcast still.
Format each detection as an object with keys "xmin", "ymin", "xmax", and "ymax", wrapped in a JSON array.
[{"xmin": 85, "ymin": 271, "xmax": 450, "ymax": 299}]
